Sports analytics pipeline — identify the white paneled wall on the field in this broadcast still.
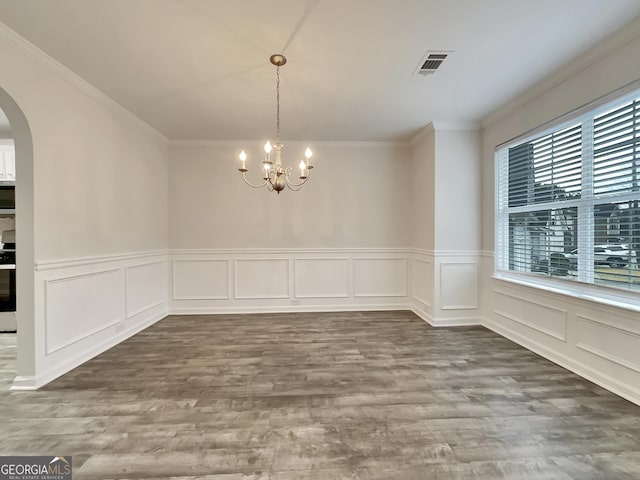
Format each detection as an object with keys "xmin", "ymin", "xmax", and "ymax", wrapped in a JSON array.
[
  {"xmin": 168, "ymin": 248, "xmax": 484, "ymax": 328},
  {"xmin": 294, "ymin": 258, "xmax": 349, "ymax": 298},
  {"xmin": 170, "ymin": 249, "xmax": 415, "ymax": 314},
  {"xmin": 353, "ymin": 257, "xmax": 407, "ymax": 298},
  {"xmin": 411, "ymin": 250, "xmax": 484, "ymax": 327},
  {"xmin": 483, "ymin": 272, "xmax": 640, "ymax": 405},
  {"xmin": 12, "ymin": 252, "xmax": 168, "ymax": 390}
]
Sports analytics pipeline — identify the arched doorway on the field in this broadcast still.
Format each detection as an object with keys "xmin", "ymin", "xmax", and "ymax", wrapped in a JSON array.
[{"xmin": 0, "ymin": 87, "xmax": 35, "ymax": 389}]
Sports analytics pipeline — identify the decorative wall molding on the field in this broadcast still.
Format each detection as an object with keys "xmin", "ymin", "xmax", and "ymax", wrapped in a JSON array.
[
  {"xmin": 125, "ymin": 261, "xmax": 167, "ymax": 319},
  {"xmin": 574, "ymin": 313, "xmax": 640, "ymax": 337},
  {"xmin": 233, "ymin": 258, "xmax": 290, "ymax": 299},
  {"xmin": 575, "ymin": 314, "xmax": 640, "ymax": 374},
  {"xmin": 409, "ymin": 248, "xmax": 486, "ymax": 258},
  {"xmin": 11, "ymin": 306, "xmax": 165, "ymax": 391},
  {"xmin": 44, "ymin": 268, "xmax": 122, "ymax": 355},
  {"xmin": 576, "ymin": 343, "xmax": 640, "ymax": 375},
  {"xmin": 486, "ymin": 278, "xmax": 640, "ymax": 406},
  {"xmin": 293, "ymin": 258, "xmax": 350, "ymax": 299},
  {"xmin": 36, "ymin": 249, "xmax": 168, "ymax": 271},
  {"xmin": 169, "ymin": 139, "xmax": 409, "ymax": 149},
  {"xmin": 172, "ymin": 259, "xmax": 230, "ymax": 300},
  {"xmin": 21, "ymin": 251, "xmax": 169, "ymax": 390},
  {"xmin": 494, "ymin": 310, "xmax": 566, "ymax": 343},
  {"xmin": 169, "ymin": 249, "xmax": 415, "ymax": 313},
  {"xmin": 353, "ymin": 257, "xmax": 408, "ymax": 298},
  {"xmin": 492, "ymin": 275, "xmax": 640, "ymax": 317},
  {"xmin": 411, "ymin": 257, "xmax": 432, "ymax": 308},
  {"xmin": 494, "ymin": 289, "xmax": 568, "ymax": 342},
  {"xmin": 171, "ymin": 303, "xmax": 415, "ymax": 316},
  {"xmin": 483, "ymin": 315, "xmax": 640, "ymax": 407},
  {"xmin": 439, "ymin": 262, "xmax": 479, "ymax": 310}
]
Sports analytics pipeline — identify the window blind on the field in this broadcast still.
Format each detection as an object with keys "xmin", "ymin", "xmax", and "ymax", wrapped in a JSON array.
[{"xmin": 496, "ymin": 93, "xmax": 640, "ymax": 293}]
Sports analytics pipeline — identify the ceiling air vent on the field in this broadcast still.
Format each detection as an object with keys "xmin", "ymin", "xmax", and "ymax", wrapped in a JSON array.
[{"xmin": 415, "ymin": 51, "xmax": 451, "ymax": 76}]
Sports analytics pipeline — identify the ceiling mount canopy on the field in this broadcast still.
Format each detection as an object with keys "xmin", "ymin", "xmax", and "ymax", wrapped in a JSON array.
[{"xmin": 236, "ymin": 53, "xmax": 313, "ymax": 194}]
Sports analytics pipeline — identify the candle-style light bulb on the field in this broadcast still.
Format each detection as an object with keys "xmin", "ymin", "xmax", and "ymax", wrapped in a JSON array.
[
  {"xmin": 264, "ymin": 141, "xmax": 272, "ymax": 164},
  {"xmin": 305, "ymin": 147, "xmax": 313, "ymax": 168},
  {"xmin": 299, "ymin": 160, "xmax": 306, "ymax": 172},
  {"xmin": 239, "ymin": 150, "xmax": 247, "ymax": 170}
]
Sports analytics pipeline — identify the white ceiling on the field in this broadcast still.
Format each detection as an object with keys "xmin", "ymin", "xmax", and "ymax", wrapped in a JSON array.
[{"xmin": 0, "ymin": 0, "xmax": 639, "ymax": 141}]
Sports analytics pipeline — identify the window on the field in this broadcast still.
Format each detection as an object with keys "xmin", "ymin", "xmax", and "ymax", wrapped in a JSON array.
[{"xmin": 496, "ymin": 89, "xmax": 640, "ymax": 294}]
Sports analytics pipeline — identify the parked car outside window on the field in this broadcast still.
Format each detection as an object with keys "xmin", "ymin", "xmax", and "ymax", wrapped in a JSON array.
[{"xmin": 563, "ymin": 244, "xmax": 631, "ymax": 269}]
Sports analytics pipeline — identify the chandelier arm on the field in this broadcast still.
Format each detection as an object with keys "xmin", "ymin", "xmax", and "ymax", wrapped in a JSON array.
[
  {"xmin": 285, "ymin": 171, "xmax": 311, "ymax": 190},
  {"xmin": 286, "ymin": 181, "xmax": 307, "ymax": 192},
  {"xmin": 284, "ymin": 168, "xmax": 311, "ymax": 188},
  {"xmin": 241, "ymin": 171, "xmax": 270, "ymax": 189}
]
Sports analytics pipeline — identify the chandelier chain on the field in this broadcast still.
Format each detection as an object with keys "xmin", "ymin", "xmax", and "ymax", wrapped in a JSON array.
[{"xmin": 276, "ymin": 65, "xmax": 281, "ymax": 145}]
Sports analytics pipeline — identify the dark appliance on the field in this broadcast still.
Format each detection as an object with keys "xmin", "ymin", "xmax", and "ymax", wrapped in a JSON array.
[
  {"xmin": 0, "ymin": 229, "xmax": 15, "ymax": 312},
  {"xmin": 0, "ymin": 185, "xmax": 15, "ymax": 210}
]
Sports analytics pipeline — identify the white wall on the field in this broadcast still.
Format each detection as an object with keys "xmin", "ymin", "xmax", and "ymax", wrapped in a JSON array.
[
  {"xmin": 0, "ymin": 34, "xmax": 168, "ymax": 261},
  {"xmin": 168, "ymin": 142, "xmax": 413, "ymax": 314},
  {"xmin": 169, "ymin": 142, "xmax": 410, "ymax": 249},
  {"xmin": 0, "ymin": 25, "xmax": 169, "ymax": 389},
  {"xmin": 480, "ymin": 17, "xmax": 640, "ymax": 405},
  {"xmin": 410, "ymin": 128, "xmax": 434, "ymax": 250},
  {"xmin": 434, "ymin": 128, "xmax": 481, "ymax": 252}
]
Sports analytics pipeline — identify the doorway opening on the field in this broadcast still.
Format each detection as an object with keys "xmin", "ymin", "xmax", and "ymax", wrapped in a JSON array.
[{"xmin": 0, "ymin": 87, "xmax": 35, "ymax": 390}]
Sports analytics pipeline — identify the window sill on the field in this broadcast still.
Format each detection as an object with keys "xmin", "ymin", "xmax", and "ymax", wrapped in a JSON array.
[{"xmin": 492, "ymin": 272, "xmax": 640, "ymax": 315}]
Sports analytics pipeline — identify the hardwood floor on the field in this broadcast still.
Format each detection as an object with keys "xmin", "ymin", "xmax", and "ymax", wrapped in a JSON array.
[{"xmin": 1, "ymin": 311, "xmax": 640, "ymax": 479}]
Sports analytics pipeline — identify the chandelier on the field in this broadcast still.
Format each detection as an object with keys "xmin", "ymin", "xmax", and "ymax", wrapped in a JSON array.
[{"xmin": 237, "ymin": 54, "xmax": 313, "ymax": 194}]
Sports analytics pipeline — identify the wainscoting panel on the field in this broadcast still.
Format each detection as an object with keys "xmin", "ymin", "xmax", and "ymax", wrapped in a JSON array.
[
  {"xmin": 294, "ymin": 258, "xmax": 349, "ymax": 298},
  {"xmin": 484, "ymin": 277, "xmax": 640, "ymax": 406},
  {"xmin": 234, "ymin": 258, "xmax": 290, "ymax": 299},
  {"xmin": 575, "ymin": 314, "xmax": 640, "ymax": 374},
  {"xmin": 440, "ymin": 262, "xmax": 478, "ymax": 310},
  {"xmin": 126, "ymin": 261, "xmax": 167, "ymax": 319},
  {"xmin": 353, "ymin": 257, "xmax": 407, "ymax": 298},
  {"xmin": 169, "ymin": 249, "xmax": 412, "ymax": 313},
  {"xmin": 494, "ymin": 289, "xmax": 567, "ymax": 342},
  {"xmin": 22, "ymin": 251, "xmax": 169, "ymax": 390},
  {"xmin": 173, "ymin": 259, "xmax": 229, "ymax": 300},
  {"xmin": 44, "ymin": 268, "xmax": 122, "ymax": 355},
  {"xmin": 411, "ymin": 257, "xmax": 432, "ymax": 308}
]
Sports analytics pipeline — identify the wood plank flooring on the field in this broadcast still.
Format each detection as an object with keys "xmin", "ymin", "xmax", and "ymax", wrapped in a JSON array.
[{"xmin": 1, "ymin": 311, "xmax": 640, "ymax": 479}]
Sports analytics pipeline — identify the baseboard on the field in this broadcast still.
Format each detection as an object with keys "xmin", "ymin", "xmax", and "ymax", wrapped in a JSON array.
[
  {"xmin": 410, "ymin": 306, "xmax": 481, "ymax": 327},
  {"xmin": 483, "ymin": 316, "xmax": 640, "ymax": 407},
  {"xmin": 10, "ymin": 306, "xmax": 168, "ymax": 390},
  {"xmin": 430, "ymin": 316, "xmax": 483, "ymax": 327},
  {"xmin": 410, "ymin": 306, "xmax": 435, "ymax": 326},
  {"xmin": 169, "ymin": 303, "xmax": 413, "ymax": 315}
]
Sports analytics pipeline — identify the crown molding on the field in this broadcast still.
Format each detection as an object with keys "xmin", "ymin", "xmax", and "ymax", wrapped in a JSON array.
[
  {"xmin": 0, "ymin": 22, "xmax": 168, "ymax": 144},
  {"xmin": 409, "ymin": 121, "xmax": 479, "ymax": 146},
  {"xmin": 481, "ymin": 16, "xmax": 640, "ymax": 129},
  {"xmin": 169, "ymin": 139, "xmax": 409, "ymax": 148},
  {"xmin": 431, "ymin": 121, "xmax": 479, "ymax": 131},
  {"xmin": 408, "ymin": 123, "xmax": 435, "ymax": 146}
]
